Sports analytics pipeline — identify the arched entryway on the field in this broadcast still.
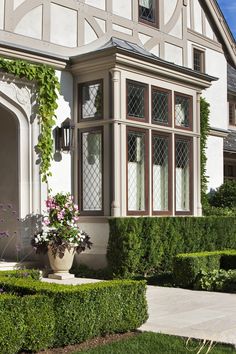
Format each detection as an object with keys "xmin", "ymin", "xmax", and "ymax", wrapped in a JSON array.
[{"xmin": 0, "ymin": 104, "xmax": 19, "ymax": 260}]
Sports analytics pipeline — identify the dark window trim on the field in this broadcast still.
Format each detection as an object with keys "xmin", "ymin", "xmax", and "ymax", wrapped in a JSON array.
[
  {"xmin": 78, "ymin": 79, "xmax": 104, "ymax": 122},
  {"xmin": 78, "ymin": 126, "xmax": 104, "ymax": 216},
  {"xmin": 152, "ymin": 131, "xmax": 172, "ymax": 215},
  {"xmin": 193, "ymin": 47, "xmax": 205, "ymax": 73},
  {"xmin": 126, "ymin": 79, "xmax": 149, "ymax": 123},
  {"xmin": 126, "ymin": 127, "xmax": 149, "ymax": 215},
  {"xmin": 174, "ymin": 92, "xmax": 193, "ymax": 131},
  {"xmin": 174, "ymin": 135, "xmax": 193, "ymax": 216},
  {"xmin": 151, "ymin": 85, "xmax": 172, "ymax": 127},
  {"xmin": 138, "ymin": 0, "xmax": 159, "ymax": 28},
  {"xmin": 229, "ymin": 101, "xmax": 236, "ymax": 125}
]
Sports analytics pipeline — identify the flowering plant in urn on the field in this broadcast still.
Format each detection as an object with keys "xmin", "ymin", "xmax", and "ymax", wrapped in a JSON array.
[{"xmin": 32, "ymin": 193, "xmax": 92, "ymax": 258}]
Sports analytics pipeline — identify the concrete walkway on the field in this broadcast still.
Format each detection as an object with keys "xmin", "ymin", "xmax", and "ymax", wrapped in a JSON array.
[
  {"xmin": 140, "ymin": 286, "xmax": 236, "ymax": 346},
  {"xmin": 44, "ymin": 278, "xmax": 236, "ymax": 346}
]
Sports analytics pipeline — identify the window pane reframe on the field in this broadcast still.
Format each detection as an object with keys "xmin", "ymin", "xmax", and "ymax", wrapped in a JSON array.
[
  {"xmin": 174, "ymin": 92, "xmax": 193, "ymax": 131},
  {"xmin": 127, "ymin": 79, "xmax": 149, "ymax": 123},
  {"xmin": 78, "ymin": 79, "xmax": 104, "ymax": 122},
  {"xmin": 151, "ymin": 85, "xmax": 172, "ymax": 127},
  {"xmin": 127, "ymin": 127, "xmax": 149, "ymax": 215},
  {"xmin": 175, "ymin": 135, "xmax": 193, "ymax": 216},
  {"xmin": 79, "ymin": 126, "xmax": 104, "ymax": 216},
  {"xmin": 193, "ymin": 48, "xmax": 205, "ymax": 73},
  {"xmin": 138, "ymin": 0, "xmax": 159, "ymax": 28},
  {"xmin": 152, "ymin": 131, "xmax": 172, "ymax": 215}
]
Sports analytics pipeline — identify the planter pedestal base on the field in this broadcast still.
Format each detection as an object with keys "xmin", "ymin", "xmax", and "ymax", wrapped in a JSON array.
[{"xmin": 48, "ymin": 272, "xmax": 75, "ymax": 280}]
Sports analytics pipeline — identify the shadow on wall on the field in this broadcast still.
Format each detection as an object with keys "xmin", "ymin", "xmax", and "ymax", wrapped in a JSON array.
[{"xmin": 0, "ymin": 205, "xmax": 42, "ymax": 263}]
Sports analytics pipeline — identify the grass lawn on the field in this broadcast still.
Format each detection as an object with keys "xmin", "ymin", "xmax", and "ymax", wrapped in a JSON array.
[{"xmin": 74, "ymin": 332, "xmax": 236, "ymax": 354}]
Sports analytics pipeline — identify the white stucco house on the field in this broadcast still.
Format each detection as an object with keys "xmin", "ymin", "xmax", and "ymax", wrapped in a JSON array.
[{"xmin": 0, "ymin": 0, "xmax": 236, "ymax": 268}]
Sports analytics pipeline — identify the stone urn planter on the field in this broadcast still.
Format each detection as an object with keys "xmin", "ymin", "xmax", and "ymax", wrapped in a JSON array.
[
  {"xmin": 31, "ymin": 193, "xmax": 92, "ymax": 281},
  {"xmin": 47, "ymin": 246, "xmax": 76, "ymax": 280}
]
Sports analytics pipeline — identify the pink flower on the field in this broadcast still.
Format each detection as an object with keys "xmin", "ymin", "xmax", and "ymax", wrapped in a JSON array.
[{"xmin": 43, "ymin": 217, "xmax": 50, "ymax": 226}]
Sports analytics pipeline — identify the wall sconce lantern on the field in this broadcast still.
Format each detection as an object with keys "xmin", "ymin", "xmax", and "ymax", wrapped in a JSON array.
[{"xmin": 55, "ymin": 118, "xmax": 75, "ymax": 153}]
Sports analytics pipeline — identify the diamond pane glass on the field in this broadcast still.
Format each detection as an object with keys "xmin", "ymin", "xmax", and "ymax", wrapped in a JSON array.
[
  {"xmin": 82, "ymin": 131, "xmax": 102, "ymax": 211},
  {"xmin": 81, "ymin": 82, "xmax": 102, "ymax": 119},
  {"xmin": 139, "ymin": 0, "xmax": 155, "ymax": 23},
  {"xmin": 152, "ymin": 89, "xmax": 169, "ymax": 125},
  {"xmin": 175, "ymin": 95, "xmax": 191, "ymax": 128},
  {"xmin": 175, "ymin": 139, "xmax": 190, "ymax": 212},
  {"xmin": 128, "ymin": 82, "xmax": 145, "ymax": 119},
  {"xmin": 153, "ymin": 136, "xmax": 169, "ymax": 211},
  {"xmin": 128, "ymin": 131, "xmax": 145, "ymax": 211}
]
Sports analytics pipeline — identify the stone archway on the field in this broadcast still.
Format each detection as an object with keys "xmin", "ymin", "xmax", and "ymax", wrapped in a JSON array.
[
  {"xmin": 0, "ymin": 75, "xmax": 41, "ymax": 261},
  {"xmin": 0, "ymin": 104, "xmax": 19, "ymax": 260}
]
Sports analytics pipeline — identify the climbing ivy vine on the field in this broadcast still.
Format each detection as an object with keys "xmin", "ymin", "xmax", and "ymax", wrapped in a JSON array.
[
  {"xmin": 200, "ymin": 97, "xmax": 210, "ymax": 209},
  {"xmin": 0, "ymin": 58, "xmax": 60, "ymax": 184}
]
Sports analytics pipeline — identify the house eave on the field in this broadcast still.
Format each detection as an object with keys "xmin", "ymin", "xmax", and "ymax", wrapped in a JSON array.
[
  {"xmin": 0, "ymin": 40, "xmax": 69, "ymax": 69},
  {"xmin": 70, "ymin": 46, "xmax": 217, "ymax": 90}
]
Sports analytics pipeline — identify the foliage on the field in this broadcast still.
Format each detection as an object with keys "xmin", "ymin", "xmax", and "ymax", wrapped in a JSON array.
[
  {"xmin": 0, "ymin": 275, "xmax": 148, "ymax": 348},
  {"xmin": 173, "ymin": 250, "xmax": 236, "ymax": 288},
  {"xmin": 203, "ymin": 205, "xmax": 236, "ymax": 216},
  {"xmin": 31, "ymin": 193, "xmax": 92, "ymax": 257},
  {"xmin": 0, "ymin": 269, "xmax": 41, "ymax": 280},
  {"xmin": 22, "ymin": 295, "xmax": 55, "ymax": 351},
  {"xmin": 0, "ymin": 295, "xmax": 25, "ymax": 354},
  {"xmin": 208, "ymin": 180, "xmax": 236, "ymax": 208},
  {"xmin": 0, "ymin": 58, "xmax": 60, "ymax": 183},
  {"xmin": 200, "ymin": 97, "xmax": 210, "ymax": 209},
  {"xmin": 75, "ymin": 332, "xmax": 236, "ymax": 354},
  {"xmin": 107, "ymin": 217, "xmax": 236, "ymax": 277},
  {"xmin": 195, "ymin": 269, "xmax": 236, "ymax": 293}
]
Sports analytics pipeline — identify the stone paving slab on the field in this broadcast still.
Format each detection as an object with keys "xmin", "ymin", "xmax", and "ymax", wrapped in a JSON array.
[
  {"xmin": 42, "ymin": 277, "xmax": 101, "ymax": 285},
  {"xmin": 140, "ymin": 286, "xmax": 236, "ymax": 346}
]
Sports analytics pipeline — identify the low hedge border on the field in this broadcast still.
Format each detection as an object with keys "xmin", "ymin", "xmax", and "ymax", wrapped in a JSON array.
[
  {"xmin": 0, "ymin": 276, "xmax": 148, "ymax": 349},
  {"xmin": 0, "ymin": 269, "xmax": 41, "ymax": 280},
  {"xmin": 0, "ymin": 294, "xmax": 54, "ymax": 354},
  {"xmin": 108, "ymin": 217, "xmax": 236, "ymax": 277},
  {"xmin": 173, "ymin": 250, "xmax": 236, "ymax": 288}
]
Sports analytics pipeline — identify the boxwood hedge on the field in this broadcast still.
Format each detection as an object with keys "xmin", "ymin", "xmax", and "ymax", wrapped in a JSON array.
[
  {"xmin": 173, "ymin": 250, "xmax": 236, "ymax": 288},
  {"xmin": 107, "ymin": 217, "xmax": 236, "ymax": 277},
  {"xmin": 0, "ymin": 276, "xmax": 148, "ymax": 350}
]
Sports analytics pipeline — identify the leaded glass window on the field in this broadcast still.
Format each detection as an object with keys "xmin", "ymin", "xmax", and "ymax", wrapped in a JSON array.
[
  {"xmin": 152, "ymin": 88, "xmax": 170, "ymax": 125},
  {"xmin": 153, "ymin": 135, "xmax": 169, "ymax": 211},
  {"xmin": 82, "ymin": 130, "xmax": 103, "ymax": 211},
  {"xmin": 127, "ymin": 81, "xmax": 147, "ymax": 120},
  {"xmin": 139, "ymin": 0, "xmax": 156, "ymax": 25},
  {"xmin": 128, "ymin": 131, "xmax": 146, "ymax": 211},
  {"xmin": 193, "ymin": 48, "xmax": 205, "ymax": 73},
  {"xmin": 175, "ymin": 138, "xmax": 191, "ymax": 212},
  {"xmin": 80, "ymin": 81, "xmax": 103, "ymax": 120},
  {"xmin": 175, "ymin": 94, "xmax": 191, "ymax": 128}
]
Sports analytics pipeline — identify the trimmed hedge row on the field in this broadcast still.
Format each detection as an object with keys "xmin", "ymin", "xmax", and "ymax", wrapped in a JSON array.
[
  {"xmin": 0, "ymin": 276, "xmax": 148, "ymax": 350},
  {"xmin": 0, "ymin": 294, "xmax": 54, "ymax": 354},
  {"xmin": 173, "ymin": 250, "xmax": 236, "ymax": 288},
  {"xmin": 107, "ymin": 217, "xmax": 236, "ymax": 276}
]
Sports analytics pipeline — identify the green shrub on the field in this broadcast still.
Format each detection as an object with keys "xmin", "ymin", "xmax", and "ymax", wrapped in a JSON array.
[
  {"xmin": 108, "ymin": 217, "xmax": 236, "ymax": 277},
  {"xmin": 195, "ymin": 269, "xmax": 236, "ymax": 292},
  {"xmin": 173, "ymin": 252, "xmax": 221, "ymax": 288},
  {"xmin": 0, "ymin": 295, "xmax": 25, "ymax": 354},
  {"xmin": 0, "ymin": 269, "xmax": 41, "ymax": 280},
  {"xmin": 0, "ymin": 277, "xmax": 148, "ymax": 347},
  {"xmin": 22, "ymin": 295, "xmax": 55, "ymax": 351},
  {"xmin": 208, "ymin": 180, "xmax": 236, "ymax": 208},
  {"xmin": 173, "ymin": 250, "xmax": 236, "ymax": 288}
]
